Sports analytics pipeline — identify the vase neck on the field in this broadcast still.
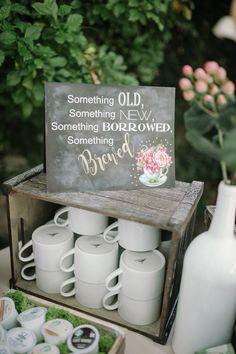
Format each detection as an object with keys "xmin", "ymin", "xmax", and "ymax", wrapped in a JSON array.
[{"xmin": 209, "ymin": 182, "xmax": 236, "ymax": 238}]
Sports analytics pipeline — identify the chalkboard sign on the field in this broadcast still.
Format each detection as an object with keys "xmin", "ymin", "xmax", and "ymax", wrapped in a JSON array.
[{"xmin": 45, "ymin": 83, "xmax": 175, "ymax": 192}]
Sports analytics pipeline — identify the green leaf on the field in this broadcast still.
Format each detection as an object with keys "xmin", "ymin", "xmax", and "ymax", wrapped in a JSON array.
[
  {"xmin": 35, "ymin": 45, "xmax": 56, "ymax": 58},
  {"xmin": 32, "ymin": 82, "xmax": 44, "ymax": 102},
  {"xmin": 58, "ymin": 4, "xmax": 71, "ymax": 17},
  {"xmin": 34, "ymin": 58, "xmax": 44, "ymax": 69},
  {"xmin": 0, "ymin": 50, "xmax": 5, "ymax": 66},
  {"xmin": 222, "ymin": 129, "xmax": 236, "ymax": 172},
  {"xmin": 11, "ymin": 4, "xmax": 30, "ymax": 15},
  {"xmin": 22, "ymin": 101, "xmax": 33, "ymax": 119},
  {"xmin": 66, "ymin": 14, "xmax": 83, "ymax": 32},
  {"xmin": 25, "ymin": 25, "xmax": 42, "ymax": 41},
  {"xmin": 218, "ymin": 101, "xmax": 236, "ymax": 131},
  {"xmin": 70, "ymin": 47, "xmax": 85, "ymax": 65},
  {"xmin": 112, "ymin": 4, "xmax": 126, "ymax": 17},
  {"xmin": 13, "ymin": 88, "xmax": 25, "ymax": 104},
  {"xmin": 48, "ymin": 56, "xmax": 67, "ymax": 67},
  {"xmin": 18, "ymin": 43, "xmax": 32, "ymax": 61},
  {"xmin": 186, "ymin": 130, "xmax": 221, "ymax": 161},
  {"xmin": 33, "ymin": 0, "xmax": 58, "ymax": 20},
  {"xmin": 0, "ymin": 4, "xmax": 11, "ymax": 20},
  {"xmin": 6, "ymin": 71, "xmax": 21, "ymax": 86},
  {"xmin": 184, "ymin": 104, "xmax": 215, "ymax": 134},
  {"xmin": 22, "ymin": 77, "xmax": 33, "ymax": 90},
  {"xmin": 0, "ymin": 31, "xmax": 16, "ymax": 45}
]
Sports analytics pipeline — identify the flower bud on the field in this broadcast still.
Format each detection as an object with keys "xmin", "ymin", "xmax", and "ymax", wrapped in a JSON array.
[
  {"xmin": 209, "ymin": 84, "xmax": 219, "ymax": 95},
  {"xmin": 222, "ymin": 80, "xmax": 235, "ymax": 95},
  {"xmin": 204, "ymin": 61, "xmax": 219, "ymax": 74},
  {"xmin": 203, "ymin": 94, "xmax": 214, "ymax": 104},
  {"xmin": 195, "ymin": 80, "xmax": 208, "ymax": 93},
  {"xmin": 179, "ymin": 78, "xmax": 192, "ymax": 91},
  {"xmin": 215, "ymin": 67, "xmax": 227, "ymax": 81},
  {"xmin": 217, "ymin": 94, "xmax": 227, "ymax": 105},
  {"xmin": 194, "ymin": 68, "xmax": 207, "ymax": 80},
  {"xmin": 182, "ymin": 65, "xmax": 193, "ymax": 76},
  {"xmin": 183, "ymin": 90, "xmax": 195, "ymax": 101}
]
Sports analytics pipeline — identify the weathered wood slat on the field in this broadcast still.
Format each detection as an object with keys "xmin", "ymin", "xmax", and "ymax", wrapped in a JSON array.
[{"xmin": 4, "ymin": 171, "xmax": 203, "ymax": 231}]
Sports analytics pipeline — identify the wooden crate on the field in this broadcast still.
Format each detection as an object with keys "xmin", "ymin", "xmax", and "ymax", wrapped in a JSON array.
[{"xmin": 2, "ymin": 165, "xmax": 204, "ymax": 344}]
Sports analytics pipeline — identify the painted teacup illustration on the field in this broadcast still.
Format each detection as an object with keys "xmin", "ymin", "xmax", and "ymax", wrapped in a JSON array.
[{"xmin": 136, "ymin": 144, "xmax": 173, "ymax": 187}]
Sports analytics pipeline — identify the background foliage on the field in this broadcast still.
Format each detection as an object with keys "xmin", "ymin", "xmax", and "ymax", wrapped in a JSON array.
[{"xmin": 0, "ymin": 0, "xmax": 235, "ymax": 244}]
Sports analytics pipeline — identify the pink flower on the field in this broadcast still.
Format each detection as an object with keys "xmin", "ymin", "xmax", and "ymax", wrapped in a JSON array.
[
  {"xmin": 182, "ymin": 65, "xmax": 193, "ymax": 76},
  {"xmin": 222, "ymin": 80, "xmax": 235, "ymax": 95},
  {"xmin": 209, "ymin": 84, "xmax": 219, "ymax": 95},
  {"xmin": 215, "ymin": 67, "xmax": 227, "ymax": 81},
  {"xmin": 183, "ymin": 90, "xmax": 195, "ymax": 101},
  {"xmin": 217, "ymin": 94, "xmax": 227, "ymax": 105},
  {"xmin": 203, "ymin": 94, "xmax": 214, "ymax": 104},
  {"xmin": 204, "ymin": 61, "xmax": 219, "ymax": 74},
  {"xmin": 195, "ymin": 80, "xmax": 208, "ymax": 93},
  {"xmin": 194, "ymin": 68, "xmax": 207, "ymax": 80},
  {"xmin": 179, "ymin": 78, "xmax": 192, "ymax": 91},
  {"xmin": 154, "ymin": 150, "xmax": 172, "ymax": 168}
]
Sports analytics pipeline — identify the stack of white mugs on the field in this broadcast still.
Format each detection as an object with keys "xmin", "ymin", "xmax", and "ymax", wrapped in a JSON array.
[{"xmin": 19, "ymin": 206, "xmax": 167, "ymax": 326}]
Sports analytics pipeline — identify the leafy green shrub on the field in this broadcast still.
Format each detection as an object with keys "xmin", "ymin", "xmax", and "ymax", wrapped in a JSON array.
[{"xmin": 0, "ymin": 0, "xmax": 192, "ymax": 176}]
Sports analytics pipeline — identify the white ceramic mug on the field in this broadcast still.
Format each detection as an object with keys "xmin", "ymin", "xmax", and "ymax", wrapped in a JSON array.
[
  {"xmin": 18, "ymin": 224, "xmax": 74, "ymax": 271},
  {"xmin": 21, "ymin": 262, "xmax": 73, "ymax": 294},
  {"xmin": 60, "ymin": 276, "xmax": 109, "ymax": 309},
  {"xmin": 60, "ymin": 235, "xmax": 119, "ymax": 283},
  {"xmin": 54, "ymin": 206, "xmax": 109, "ymax": 235},
  {"xmin": 105, "ymin": 250, "xmax": 166, "ymax": 300},
  {"xmin": 103, "ymin": 290, "xmax": 162, "ymax": 325},
  {"xmin": 103, "ymin": 219, "xmax": 161, "ymax": 251}
]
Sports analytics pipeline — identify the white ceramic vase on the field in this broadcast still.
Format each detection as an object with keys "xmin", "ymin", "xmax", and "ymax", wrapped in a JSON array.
[{"xmin": 172, "ymin": 181, "xmax": 236, "ymax": 354}]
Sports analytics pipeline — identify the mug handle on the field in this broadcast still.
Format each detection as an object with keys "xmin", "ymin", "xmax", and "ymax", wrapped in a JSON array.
[
  {"xmin": 18, "ymin": 240, "xmax": 34, "ymax": 262},
  {"xmin": 21, "ymin": 261, "xmax": 36, "ymax": 280},
  {"xmin": 103, "ymin": 221, "xmax": 119, "ymax": 243},
  {"xmin": 103, "ymin": 290, "xmax": 119, "ymax": 310},
  {"xmin": 60, "ymin": 277, "xmax": 76, "ymax": 297},
  {"xmin": 60, "ymin": 249, "xmax": 75, "ymax": 272},
  {"xmin": 54, "ymin": 206, "xmax": 70, "ymax": 227},
  {"xmin": 105, "ymin": 268, "xmax": 123, "ymax": 292}
]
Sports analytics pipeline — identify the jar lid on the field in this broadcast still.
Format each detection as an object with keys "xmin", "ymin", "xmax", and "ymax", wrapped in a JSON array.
[
  {"xmin": 32, "ymin": 225, "xmax": 73, "ymax": 246},
  {"xmin": 122, "ymin": 250, "xmax": 165, "ymax": 273},
  {"xmin": 6, "ymin": 327, "xmax": 37, "ymax": 353},
  {"xmin": 78, "ymin": 236, "xmax": 118, "ymax": 255},
  {"xmin": 17, "ymin": 307, "xmax": 46, "ymax": 324},
  {"xmin": 42, "ymin": 319, "xmax": 73, "ymax": 338},
  {"xmin": 67, "ymin": 325, "xmax": 100, "ymax": 354},
  {"xmin": 0, "ymin": 345, "xmax": 11, "ymax": 354},
  {"xmin": 30, "ymin": 342, "xmax": 60, "ymax": 354},
  {"xmin": 0, "ymin": 298, "xmax": 16, "ymax": 325}
]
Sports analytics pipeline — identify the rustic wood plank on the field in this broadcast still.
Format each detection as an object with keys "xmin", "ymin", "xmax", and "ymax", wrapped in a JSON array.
[{"xmin": 5, "ymin": 171, "xmax": 203, "ymax": 230}]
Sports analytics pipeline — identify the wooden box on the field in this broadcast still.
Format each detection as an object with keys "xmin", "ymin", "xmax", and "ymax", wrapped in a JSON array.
[{"xmin": 2, "ymin": 165, "xmax": 203, "ymax": 344}]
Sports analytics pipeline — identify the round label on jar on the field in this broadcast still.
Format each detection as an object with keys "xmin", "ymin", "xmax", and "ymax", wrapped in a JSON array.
[
  {"xmin": 6, "ymin": 327, "xmax": 37, "ymax": 353},
  {"xmin": 44, "ymin": 319, "xmax": 73, "ymax": 337},
  {"xmin": 71, "ymin": 327, "xmax": 96, "ymax": 350},
  {"xmin": 31, "ymin": 342, "xmax": 60, "ymax": 354},
  {"xmin": 17, "ymin": 307, "xmax": 46, "ymax": 323}
]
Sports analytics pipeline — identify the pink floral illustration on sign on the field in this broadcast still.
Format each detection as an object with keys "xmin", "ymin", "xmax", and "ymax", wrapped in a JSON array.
[{"xmin": 136, "ymin": 144, "xmax": 173, "ymax": 187}]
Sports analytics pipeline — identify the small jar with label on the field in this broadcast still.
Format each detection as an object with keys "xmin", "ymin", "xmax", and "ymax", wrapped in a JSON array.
[
  {"xmin": 41, "ymin": 319, "xmax": 73, "ymax": 345},
  {"xmin": 67, "ymin": 325, "xmax": 100, "ymax": 354},
  {"xmin": 17, "ymin": 307, "xmax": 47, "ymax": 342},
  {"xmin": 6, "ymin": 327, "xmax": 37, "ymax": 354},
  {"xmin": 0, "ymin": 297, "xmax": 18, "ymax": 330},
  {"xmin": 0, "ymin": 344, "xmax": 11, "ymax": 354},
  {"xmin": 29, "ymin": 342, "xmax": 60, "ymax": 354}
]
